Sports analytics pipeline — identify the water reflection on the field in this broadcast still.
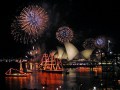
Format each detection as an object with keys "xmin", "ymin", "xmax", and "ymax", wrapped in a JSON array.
[
  {"xmin": 5, "ymin": 77, "xmax": 29, "ymax": 89},
  {"xmin": 38, "ymin": 72, "xmax": 63, "ymax": 90},
  {"xmin": 5, "ymin": 72, "xmax": 63, "ymax": 90},
  {"xmin": 4, "ymin": 67, "xmax": 120, "ymax": 90}
]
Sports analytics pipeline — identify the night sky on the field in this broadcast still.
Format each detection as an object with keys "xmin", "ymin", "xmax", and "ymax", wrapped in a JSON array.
[{"xmin": 0, "ymin": 0, "xmax": 120, "ymax": 58}]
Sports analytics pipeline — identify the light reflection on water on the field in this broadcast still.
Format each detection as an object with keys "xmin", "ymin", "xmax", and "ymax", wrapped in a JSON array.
[
  {"xmin": 5, "ymin": 72, "xmax": 63, "ymax": 90},
  {"xmin": 5, "ymin": 68, "xmax": 103, "ymax": 90}
]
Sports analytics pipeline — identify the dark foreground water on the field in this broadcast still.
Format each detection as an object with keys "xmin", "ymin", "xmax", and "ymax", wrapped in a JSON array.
[{"xmin": 0, "ymin": 68, "xmax": 120, "ymax": 90}]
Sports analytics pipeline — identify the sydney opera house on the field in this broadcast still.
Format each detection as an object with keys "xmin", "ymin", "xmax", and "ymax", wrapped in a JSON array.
[{"xmin": 49, "ymin": 42, "xmax": 102, "ymax": 66}]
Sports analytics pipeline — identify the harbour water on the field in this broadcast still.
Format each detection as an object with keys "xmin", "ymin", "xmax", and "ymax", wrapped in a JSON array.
[
  {"xmin": 0, "ymin": 67, "xmax": 120, "ymax": 90},
  {"xmin": 1, "ymin": 67, "xmax": 120, "ymax": 90}
]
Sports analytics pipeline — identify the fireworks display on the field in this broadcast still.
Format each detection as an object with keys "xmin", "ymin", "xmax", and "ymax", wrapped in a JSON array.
[
  {"xmin": 83, "ymin": 38, "xmax": 95, "ymax": 49},
  {"xmin": 26, "ymin": 45, "xmax": 41, "ymax": 59},
  {"xmin": 56, "ymin": 26, "xmax": 74, "ymax": 43},
  {"xmin": 11, "ymin": 5, "xmax": 49, "ymax": 44},
  {"xmin": 94, "ymin": 36, "xmax": 106, "ymax": 49},
  {"xmin": 11, "ymin": 20, "xmax": 38, "ymax": 44},
  {"xmin": 18, "ymin": 5, "xmax": 49, "ymax": 36}
]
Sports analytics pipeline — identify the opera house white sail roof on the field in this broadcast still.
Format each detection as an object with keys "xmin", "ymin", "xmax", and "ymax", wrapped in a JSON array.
[{"xmin": 50, "ymin": 42, "xmax": 94, "ymax": 61}]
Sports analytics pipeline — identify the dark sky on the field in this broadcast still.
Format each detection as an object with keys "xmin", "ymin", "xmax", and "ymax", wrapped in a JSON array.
[{"xmin": 0, "ymin": 0, "xmax": 120, "ymax": 58}]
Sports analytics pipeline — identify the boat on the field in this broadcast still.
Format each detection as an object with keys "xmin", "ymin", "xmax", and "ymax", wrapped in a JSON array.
[
  {"xmin": 5, "ymin": 60, "xmax": 30, "ymax": 77},
  {"xmin": 25, "ymin": 62, "xmax": 33, "ymax": 73},
  {"xmin": 39, "ymin": 53, "xmax": 64, "ymax": 73},
  {"xmin": 5, "ymin": 68, "xmax": 30, "ymax": 77}
]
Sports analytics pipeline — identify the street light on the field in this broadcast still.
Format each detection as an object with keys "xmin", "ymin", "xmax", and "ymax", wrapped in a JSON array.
[{"xmin": 107, "ymin": 39, "xmax": 113, "ymax": 55}]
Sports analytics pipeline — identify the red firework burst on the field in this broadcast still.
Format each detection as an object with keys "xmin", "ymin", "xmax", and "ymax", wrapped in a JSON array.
[
  {"xmin": 56, "ymin": 26, "xmax": 74, "ymax": 43},
  {"xmin": 18, "ymin": 5, "xmax": 49, "ymax": 36},
  {"xmin": 11, "ymin": 19, "xmax": 38, "ymax": 44}
]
